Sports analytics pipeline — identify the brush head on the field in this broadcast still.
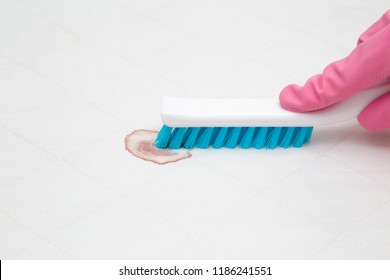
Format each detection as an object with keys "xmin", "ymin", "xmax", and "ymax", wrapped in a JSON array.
[{"xmin": 155, "ymin": 125, "xmax": 313, "ymax": 150}]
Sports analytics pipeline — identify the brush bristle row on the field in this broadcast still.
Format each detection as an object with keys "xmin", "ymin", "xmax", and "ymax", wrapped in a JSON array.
[{"xmin": 155, "ymin": 125, "xmax": 313, "ymax": 150}]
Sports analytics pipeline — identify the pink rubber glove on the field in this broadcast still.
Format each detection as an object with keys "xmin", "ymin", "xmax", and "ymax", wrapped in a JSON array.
[{"xmin": 279, "ymin": 10, "xmax": 390, "ymax": 132}]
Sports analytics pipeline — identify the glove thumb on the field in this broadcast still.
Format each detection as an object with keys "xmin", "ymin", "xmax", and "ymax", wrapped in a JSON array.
[{"xmin": 358, "ymin": 91, "xmax": 390, "ymax": 132}]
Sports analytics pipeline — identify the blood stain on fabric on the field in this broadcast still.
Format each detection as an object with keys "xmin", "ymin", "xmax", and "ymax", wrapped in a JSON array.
[{"xmin": 125, "ymin": 130, "xmax": 192, "ymax": 165}]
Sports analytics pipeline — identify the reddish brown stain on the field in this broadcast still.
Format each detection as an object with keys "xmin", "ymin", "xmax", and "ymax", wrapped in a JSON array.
[{"xmin": 125, "ymin": 130, "xmax": 192, "ymax": 165}]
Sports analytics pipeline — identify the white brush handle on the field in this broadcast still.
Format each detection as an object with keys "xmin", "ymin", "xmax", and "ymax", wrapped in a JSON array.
[{"xmin": 161, "ymin": 80, "xmax": 390, "ymax": 127}]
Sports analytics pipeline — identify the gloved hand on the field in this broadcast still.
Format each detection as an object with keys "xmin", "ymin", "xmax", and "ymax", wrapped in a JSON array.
[{"xmin": 279, "ymin": 10, "xmax": 390, "ymax": 132}]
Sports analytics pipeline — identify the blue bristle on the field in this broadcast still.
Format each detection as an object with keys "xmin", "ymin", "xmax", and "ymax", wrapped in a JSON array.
[
  {"xmin": 266, "ymin": 127, "xmax": 282, "ymax": 149},
  {"xmin": 212, "ymin": 127, "xmax": 228, "ymax": 148},
  {"xmin": 280, "ymin": 127, "xmax": 296, "ymax": 148},
  {"xmin": 224, "ymin": 127, "xmax": 241, "ymax": 148},
  {"xmin": 252, "ymin": 127, "xmax": 268, "ymax": 149},
  {"xmin": 293, "ymin": 127, "xmax": 309, "ymax": 148},
  {"xmin": 210, "ymin": 127, "xmax": 220, "ymax": 145},
  {"xmin": 237, "ymin": 127, "xmax": 247, "ymax": 144},
  {"xmin": 304, "ymin": 127, "xmax": 313, "ymax": 143},
  {"xmin": 169, "ymin": 128, "xmax": 186, "ymax": 149},
  {"xmin": 182, "ymin": 128, "xmax": 191, "ymax": 142},
  {"xmin": 155, "ymin": 125, "xmax": 172, "ymax": 148},
  {"xmin": 155, "ymin": 124, "xmax": 314, "ymax": 150},
  {"xmin": 240, "ymin": 127, "xmax": 255, "ymax": 149},
  {"xmin": 197, "ymin": 127, "xmax": 214, "ymax": 148},
  {"xmin": 184, "ymin": 127, "xmax": 200, "ymax": 149}
]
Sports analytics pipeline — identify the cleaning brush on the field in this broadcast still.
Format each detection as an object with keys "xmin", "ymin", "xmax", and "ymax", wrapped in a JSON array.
[{"xmin": 155, "ymin": 81, "xmax": 390, "ymax": 150}]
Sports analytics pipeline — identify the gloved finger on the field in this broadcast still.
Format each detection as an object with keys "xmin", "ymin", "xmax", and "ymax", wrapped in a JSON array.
[
  {"xmin": 357, "ymin": 9, "xmax": 390, "ymax": 45},
  {"xmin": 357, "ymin": 91, "xmax": 390, "ymax": 132},
  {"xmin": 279, "ymin": 24, "xmax": 390, "ymax": 113}
]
